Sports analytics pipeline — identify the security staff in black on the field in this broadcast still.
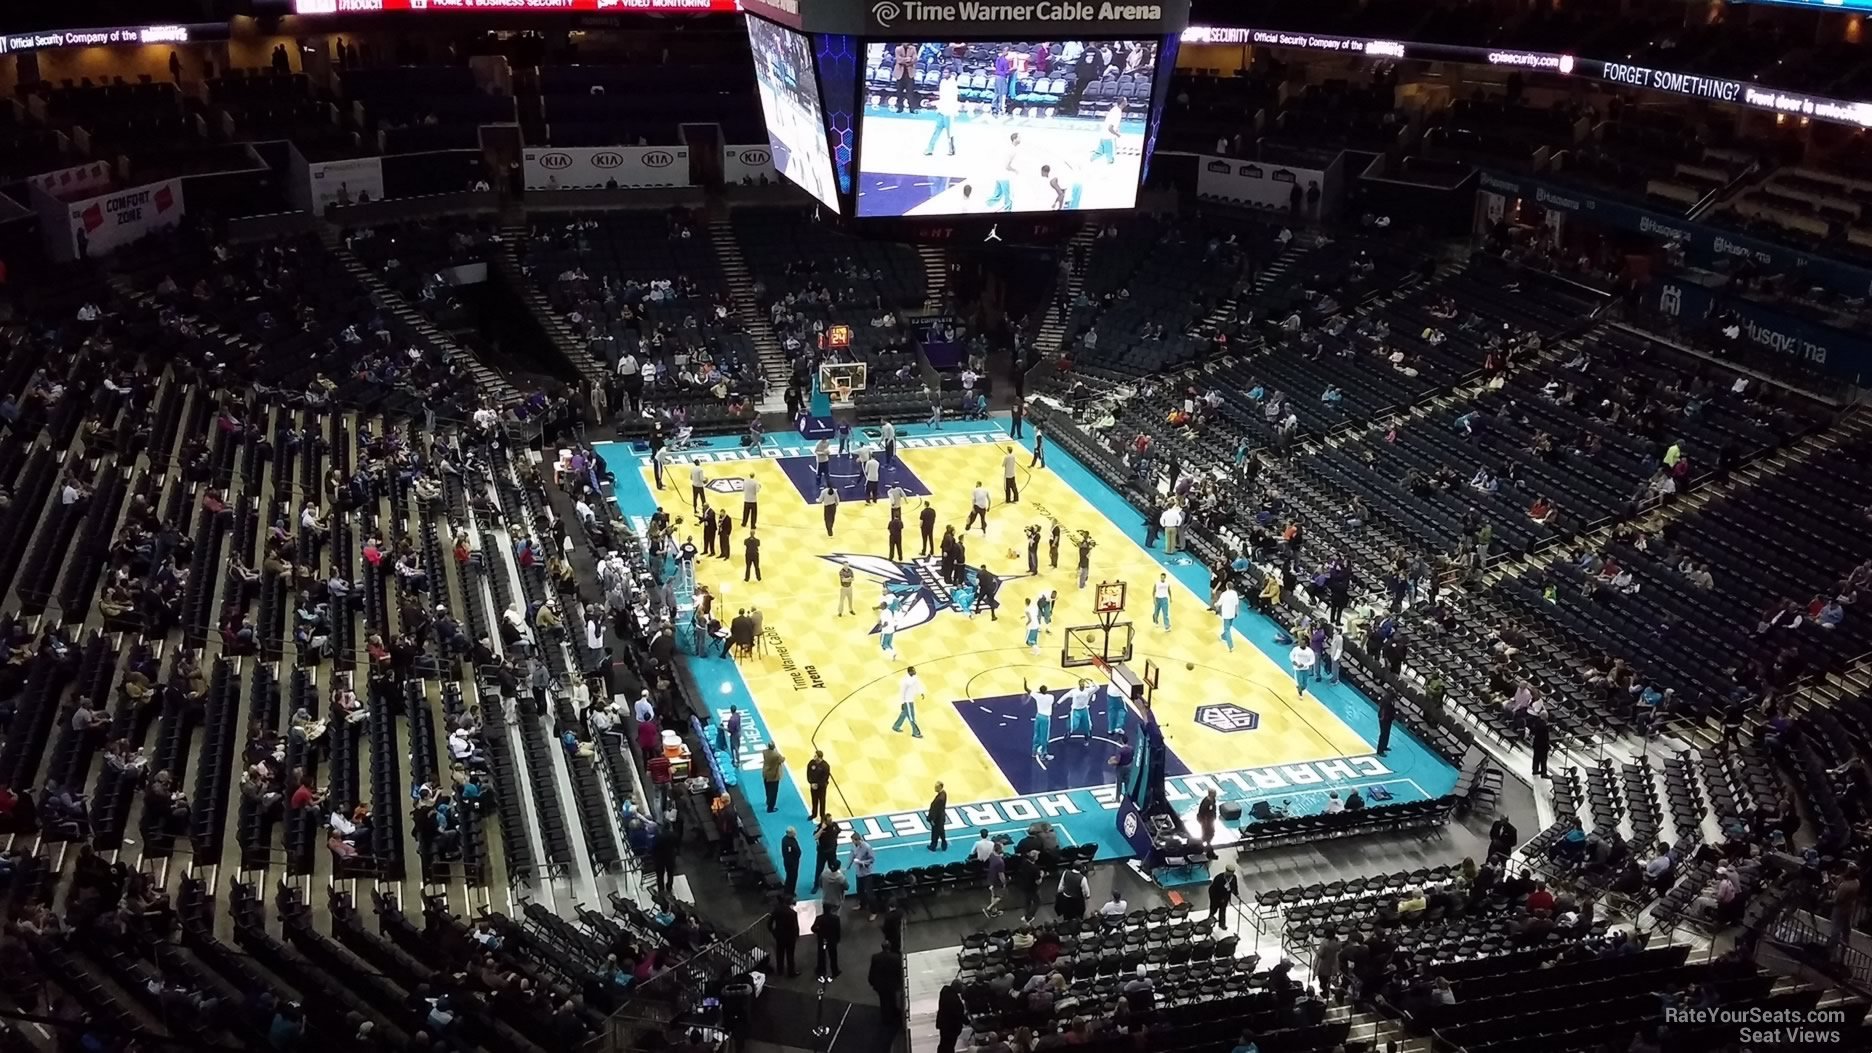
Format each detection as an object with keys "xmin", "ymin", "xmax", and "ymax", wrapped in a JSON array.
[
  {"xmin": 887, "ymin": 514, "xmax": 904, "ymax": 561},
  {"xmin": 974, "ymin": 566, "xmax": 1000, "ymax": 620},
  {"xmin": 820, "ymin": 486, "xmax": 839, "ymax": 537},
  {"xmin": 744, "ymin": 530, "xmax": 762, "ymax": 582},
  {"xmin": 715, "ymin": 507, "xmax": 732, "ymax": 561},
  {"xmin": 781, "ymin": 829, "xmax": 803, "ymax": 895},
  {"xmin": 769, "ymin": 895, "xmax": 800, "ymax": 977},
  {"xmin": 919, "ymin": 504, "xmax": 937, "ymax": 556}
]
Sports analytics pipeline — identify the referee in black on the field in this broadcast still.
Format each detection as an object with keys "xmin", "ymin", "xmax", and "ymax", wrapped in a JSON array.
[
  {"xmin": 821, "ymin": 487, "xmax": 839, "ymax": 537},
  {"xmin": 919, "ymin": 503, "xmax": 937, "ymax": 555},
  {"xmin": 887, "ymin": 513, "xmax": 905, "ymax": 561},
  {"xmin": 744, "ymin": 529, "xmax": 762, "ymax": 581}
]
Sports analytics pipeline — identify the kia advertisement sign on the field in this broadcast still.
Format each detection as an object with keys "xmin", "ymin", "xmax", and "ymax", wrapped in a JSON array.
[
  {"xmin": 1195, "ymin": 153, "xmax": 1331, "ymax": 214},
  {"xmin": 724, "ymin": 144, "xmax": 779, "ymax": 186},
  {"xmin": 523, "ymin": 146, "xmax": 692, "ymax": 190}
]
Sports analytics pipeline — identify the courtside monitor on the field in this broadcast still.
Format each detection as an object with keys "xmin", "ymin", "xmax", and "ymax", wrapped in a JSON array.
[
  {"xmin": 746, "ymin": 15, "xmax": 842, "ymax": 211},
  {"xmin": 856, "ymin": 39, "xmax": 1159, "ymax": 217}
]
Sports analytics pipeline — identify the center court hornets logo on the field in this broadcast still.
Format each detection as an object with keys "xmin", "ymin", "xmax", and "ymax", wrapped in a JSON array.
[
  {"xmin": 1195, "ymin": 703, "xmax": 1260, "ymax": 734},
  {"xmin": 820, "ymin": 552, "xmax": 1030, "ymax": 635}
]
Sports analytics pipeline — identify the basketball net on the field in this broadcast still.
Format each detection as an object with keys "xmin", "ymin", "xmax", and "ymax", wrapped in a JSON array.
[
  {"xmin": 834, "ymin": 382, "xmax": 852, "ymax": 402},
  {"xmin": 1088, "ymin": 654, "xmax": 1110, "ymax": 681}
]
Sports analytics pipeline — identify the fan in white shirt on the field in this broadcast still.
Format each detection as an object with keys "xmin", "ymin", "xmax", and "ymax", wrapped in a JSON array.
[{"xmin": 1215, "ymin": 586, "xmax": 1240, "ymax": 651}]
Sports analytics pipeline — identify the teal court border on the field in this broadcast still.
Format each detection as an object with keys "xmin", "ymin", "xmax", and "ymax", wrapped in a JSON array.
[{"xmin": 594, "ymin": 417, "xmax": 1459, "ymax": 879}]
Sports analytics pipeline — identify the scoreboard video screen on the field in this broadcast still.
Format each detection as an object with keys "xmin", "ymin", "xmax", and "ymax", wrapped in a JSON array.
[
  {"xmin": 854, "ymin": 39, "xmax": 1158, "ymax": 217},
  {"xmin": 746, "ymin": 16, "xmax": 843, "ymax": 211},
  {"xmin": 734, "ymin": 0, "xmax": 1189, "ymax": 226}
]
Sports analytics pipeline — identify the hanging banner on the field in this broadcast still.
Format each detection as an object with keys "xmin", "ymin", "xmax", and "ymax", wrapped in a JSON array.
[
  {"xmin": 1196, "ymin": 155, "xmax": 1329, "ymax": 216},
  {"xmin": 26, "ymin": 160, "xmax": 114, "ymax": 202},
  {"xmin": 1480, "ymin": 190, "xmax": 1505, "ymax": 227},
  {"xmin": 724, "ymin": 144, "xmax": 779, "ymax": 187},
  {"xmin": 1648, "ymin": 279, "xmax": 1872, "ymax": 382},
  {"xmin": 523, "ymin": 146, "xmax": 692, "ymax": 191},
  {"xmin": 43, "ymin": 178, "xmax": 186, "ymax": 262},
  {"xmin": 308, "ymin": 156, "xmax": 386, "ymax": 213}
]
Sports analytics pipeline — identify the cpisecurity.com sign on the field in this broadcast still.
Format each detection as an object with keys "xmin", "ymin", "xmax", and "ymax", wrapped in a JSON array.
[{"xmin": 867, "ymin": 0, "xmax": 1185, "ymax": 33}]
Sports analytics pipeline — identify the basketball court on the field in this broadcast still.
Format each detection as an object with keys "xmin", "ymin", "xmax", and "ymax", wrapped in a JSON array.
[{"xmin": 593, "ymin": 391, "xmax": 1457, "ymax": 877}]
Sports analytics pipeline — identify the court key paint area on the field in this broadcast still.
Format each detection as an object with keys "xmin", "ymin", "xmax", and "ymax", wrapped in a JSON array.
[{"xmin": 596, "ymin": 420, "xmax": 1457, "ymax": 875}]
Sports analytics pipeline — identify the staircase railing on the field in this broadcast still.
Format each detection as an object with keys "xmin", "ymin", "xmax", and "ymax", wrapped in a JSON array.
[{"xmin": 1747, "ymin": 873, "xmax": 1872, "ymax": 998}]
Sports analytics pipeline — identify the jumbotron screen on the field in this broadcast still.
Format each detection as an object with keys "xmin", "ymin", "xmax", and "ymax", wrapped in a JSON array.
[
  {"xmin": 855, "ymin": 39, "xmax": 1158, "ymax": 217},
  {"xmin": 746, "ymin": 16, "xmax": 842, "ymax": 211}
]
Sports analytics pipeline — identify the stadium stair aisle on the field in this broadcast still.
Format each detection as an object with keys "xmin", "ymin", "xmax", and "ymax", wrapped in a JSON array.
[
  {"xmin": 459, "ymin": 497, "xmax": 550, "ymax": 893},
  {"xmin": 316, "ymin": 223, "xmax": 518, "ymax": 403},
  {"xmin": 493, "ymin": 220, "xmax": 610, "ymax": 385},
  {"xmin": 705, "ymin": 212, "xmax": 793, "ymax": 409},
  {"xmin": 478, "ymin": 462, "xmax": 599, "ymax": 908}
]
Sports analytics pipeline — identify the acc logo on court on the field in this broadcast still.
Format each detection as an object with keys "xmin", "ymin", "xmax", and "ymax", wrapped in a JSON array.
[
  {"xmin": 1195, "ymin": 703, "xmax": 1259, "ymax": 734},
  {"xmin": 706, "ymin": 478, "xmax": 746, "ymax": 494}
]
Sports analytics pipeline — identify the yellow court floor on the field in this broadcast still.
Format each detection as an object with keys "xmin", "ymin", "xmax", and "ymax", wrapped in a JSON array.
[{"xmin": 638, "ymin": 430, "xmax": 1375, "ymax": 825}]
